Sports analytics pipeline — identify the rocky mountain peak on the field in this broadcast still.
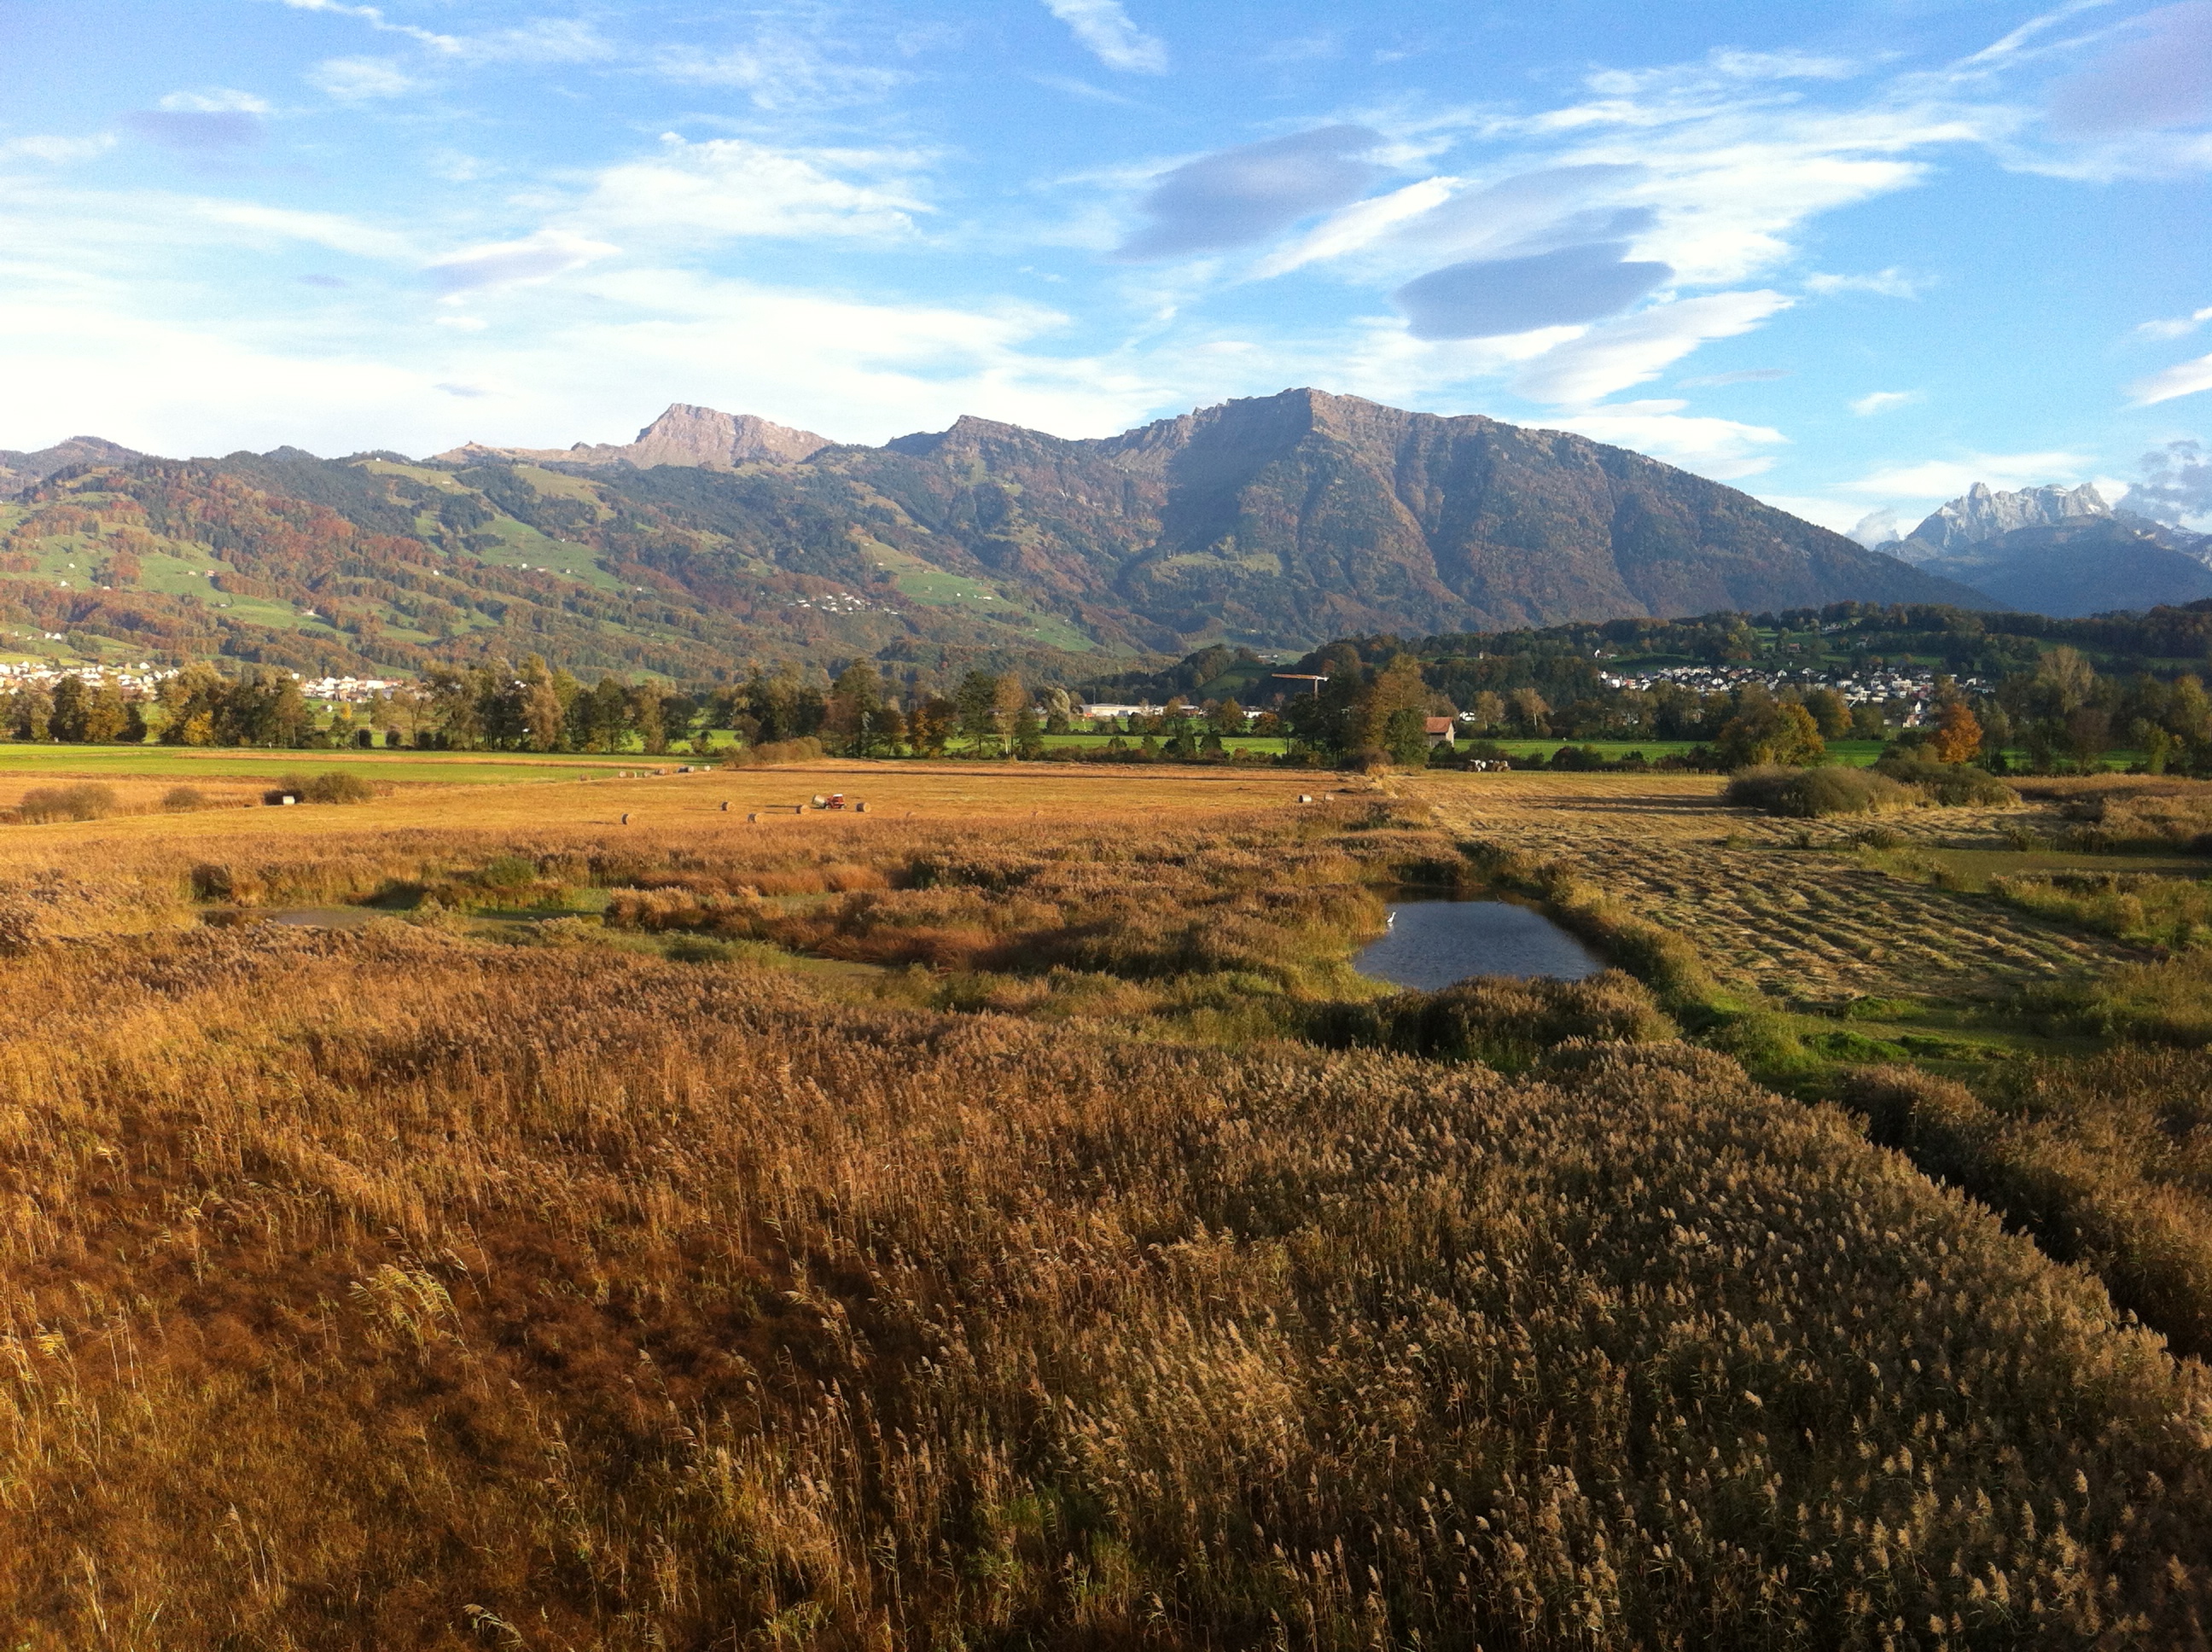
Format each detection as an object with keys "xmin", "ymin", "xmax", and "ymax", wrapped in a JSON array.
[
  {"xmin": 434, "ymin": 404, "xmax": 835, "ymax": 471},
  {"xmin": 1906, "ymin": 480, "xmax": 2110, "ymax": 552}
]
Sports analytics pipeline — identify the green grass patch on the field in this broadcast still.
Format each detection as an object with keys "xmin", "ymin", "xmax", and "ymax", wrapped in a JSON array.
[{"xmin": 0, "ymin": 744, "xmax": 649, "ymax": 785}]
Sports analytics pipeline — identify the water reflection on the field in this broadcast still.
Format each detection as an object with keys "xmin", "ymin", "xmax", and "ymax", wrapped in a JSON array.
[{"xmin": 1354, "ymin": 899, "xmax": 1605, "ymax": 991}]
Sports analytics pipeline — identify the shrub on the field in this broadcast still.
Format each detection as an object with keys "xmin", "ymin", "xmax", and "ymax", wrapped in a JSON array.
[
  {"xmin": 1872, "ymin": 756, "xmax": 2017, "ymax": 807},
  {"xmin": 1304, "ymin": 971, "xmax": 1675, "ymax": 1070},
  {"xmin": 1723, "ymin": 764, "xmax": 1915, "ymax": 817},
  {"xmin": 14, "ymin": 782, "xmax": 119, "ymax": 823},
  {"xmin": 1994, "ymin": 870, "xmax": 2212, "ymax": 948},
  {"xmin": 303, "ymin": 771, "xmax": 378, "ymax": 804},
  {"xmin": 161, "ymin": 785, "xmax": 208, "ymax": 812},
  {"xmin": 721, "ymin": 736, "xmax": 825, "ymax": 769}
]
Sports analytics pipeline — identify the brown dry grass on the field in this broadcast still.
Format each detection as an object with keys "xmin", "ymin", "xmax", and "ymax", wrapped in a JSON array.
[
  {"xmin": 0, "ymin": 768, "xmax": 2208, "ymax": 1645},
  {"xmin": 4, "ymin": 924, "xmax": 2211, "ymax": 1647}
]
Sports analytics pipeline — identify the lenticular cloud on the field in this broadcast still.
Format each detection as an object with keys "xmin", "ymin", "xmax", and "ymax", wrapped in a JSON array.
[
  {"xmin": 1394, "ymin": 242, "xmax": 1674, "ymax": 340},
  {"xmin": 1117, "ymin": 126, "xmax": 1386, "ymax": 259}
]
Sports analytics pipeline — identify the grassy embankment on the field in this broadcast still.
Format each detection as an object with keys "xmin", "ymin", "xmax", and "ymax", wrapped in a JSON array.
[{"xmin": 1, "ymin": 765, "xmax": 2210, "ymax": 1643}]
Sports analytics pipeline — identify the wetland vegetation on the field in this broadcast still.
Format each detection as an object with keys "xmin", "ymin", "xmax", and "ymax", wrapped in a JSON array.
[{"xmin": 3, "ymin": 760, "xmax": 2212, "ymax": 1646}]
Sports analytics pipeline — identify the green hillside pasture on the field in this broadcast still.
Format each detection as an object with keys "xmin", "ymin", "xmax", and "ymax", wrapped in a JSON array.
[{"xmin": 864, "ymin": 539, "xmax": 1098, "ymax": 654}]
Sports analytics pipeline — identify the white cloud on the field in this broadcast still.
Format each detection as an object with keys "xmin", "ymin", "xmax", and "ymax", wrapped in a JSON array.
[
  {"xmin": 157, "ymin": 88, "xmax": 271, "ymax": 113},
  {"xmin": 1807, "ymin": 267, "xmax": 1923, "ymax": 298},
  {"xmin": 276, "ymin": 0, "xmax": 462, "ymax": 54},
  {"xmin": 1847, "ymin": 506, "xmax": 1904, "ymax": 545},
  {"xmin": 2137, "ymin": 305, "xmax": 2212, "ymax": 340},
  {"xmin": 1959, "ymin": 0, "xmax": 2120, "ymax": 68},
  {"xmin": 1513, "ymin": 291, "xmax": 1792, "ymax": 404},
  {"xmin": 1545, "ymin": 399, "xmax": 1788, "ymax": 479},
  {"xmin": 192, "ymin": 199, "xmax": 417, "ymax": 259},
  {"xmin": 0, "ymin": 135, "xmax": 115, "ymax": 165},
  {"xmin": 1843, "ymin": 451, "xmax": 2097, "ymax": 499},
  {"xmin": 1583, "ymin": 49, "xmax": 1860, "ymax": 97},
  {"xmin": 0, "ymin": 290, "xmax": 433, "ymax": 457},
  {"xmin": 311, "ymin": 57, "xmax": 414, "ymax": 101},
  {"xmin": 423, "ymin": 230, "xmax": 616, "ymax": 295},
  {"xmin": 1251, "ymin": 177, "xmax": 1456, "ymax": 279},
  {"xmin": 1849, "ymin": 390, "xmax": 1921, "ymax": 415},
  {"xmin": 461, "ymin": 20, "xmax": 614, "ymax": 65},
  {"xmin": 653, "ymin": 33, "xmax": 906, "ymax": 110},
  {"xmin": 559, "ymin": 136, "xmax": 928, "ymax": 246},
  {"xmin": 1755, "ymin": 492, "xmax": 1886, "ymax": 533},
  {"xmin": 276, "ymin": 1, "xmax": 608, "ymax": 64},
  {"xmin": 2129, "ymin": 350, "xmax": 2212, "ymax": 404},
  {"xmin": 1042, "ymin": 0, "xmax": 1167, "ymax": 73}
]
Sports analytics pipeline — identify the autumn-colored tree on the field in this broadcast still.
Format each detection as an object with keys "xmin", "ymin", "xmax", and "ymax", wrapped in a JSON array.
[
  {"xmin": 81, "ymin": 684, "xmax": 130, "ymax": 744},
  {"xmin": 1927, "ymin": 697, "xmax": 1983, "ymax": 765},
  {"xmin": 910, "ymin": 695, "xmax": 955, "ymax": 757}
]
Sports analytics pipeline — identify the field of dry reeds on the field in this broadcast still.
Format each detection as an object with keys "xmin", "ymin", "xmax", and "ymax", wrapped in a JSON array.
[{"xmin": 1, "ymin": 766, "xmax": 2211, "ymax": 1646}]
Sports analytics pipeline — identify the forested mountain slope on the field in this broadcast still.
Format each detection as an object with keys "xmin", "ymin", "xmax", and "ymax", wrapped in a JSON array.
[
  {"xmin": 0, "ymin": 390, "xmax": 1993, "ymax": 683},
  {"xmin": 827, "ymin": 388, "xmax": 1994, "ymax": 637}
]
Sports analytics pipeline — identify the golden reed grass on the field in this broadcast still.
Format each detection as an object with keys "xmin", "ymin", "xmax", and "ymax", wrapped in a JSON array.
[{"xmin": 0, "ymin": 779, "xmax": 2205, "ymax": 1645}]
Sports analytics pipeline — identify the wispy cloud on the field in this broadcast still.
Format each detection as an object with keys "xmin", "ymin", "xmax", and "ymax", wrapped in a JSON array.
[
  {"xmin": 556, "ymin": 135, "xmax": 929, "ymax": 247},
  {"xmin": 2128, "ymin": 350, "xmax": 2212, "ymax": 405},
  {"xmin": 275, "ymin": 0, "xmax": 462, "ymax": 54},
  {"xmin": 1514, "ymin": 291, "xmax": 1793, "ymax": 404},
  {"xmin": 1849, "ymin": 390, "xmax": 1921, "ymax": 415},
  {"xmin": 311, "ymin": 56, "xmax": 413, "ymax": 101},
  {"xmin": 1041, "ymin": 0, "xmax": 1167, "ymax": 74},
  {"xmin": 652, "ymin": 30, "xmax": 905, "ymax": 110},
  {"xmin": 1547, "ymin": 398, "xmax": 1788, "ymax": 479},
  {"xmin": 2138, "ymin": 304, "xmax": 2212, "ymax": 340},
  {"xmin": 1807, "ymin": 267, "xmax": 1923, "ymax": 299},
  {"xmin": 424, "ymin": 230, "xmax": 616, "ymax": 296},
  {"xmin": 0, "ymin": 135, "xmax": 116, "ymax": 165},
  {"xmin": 1680, "ymin": 367, "xmax": 1789, "ymax": 386},
  {"xmin": 275, "ymin": 1, "xmax": 610, "ymax": 64}
]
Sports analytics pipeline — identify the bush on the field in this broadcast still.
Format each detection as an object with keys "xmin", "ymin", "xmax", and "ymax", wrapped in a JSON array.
[
  {"xmin": 1873, "ymin": 757, "xmax": 2017, "ymax": 807},
  {"xmin": 721, "ymin": 736, "xmax": 825, "ymax": 769},
  {"xmin": 1546, "ymin": 744, "xmax": 1607, "ymax": 771},
  {"xmin": 267, "ymin": 771, "xmax": 380, "ymax": 806},
  {"xmin": 161, "ymin": 786, "xmax": 208, "ymax": 812},
  {"xmin": 1304, "ymin": 972, "xmax": 1674, "ymax": 1070},
  {"xmin": 1723, "ymin": 764, "xmax": 1915, "ymax": 817},
  {"xmin": 14, "ymin": 782, "xmax": 119, "ymax": 823}
]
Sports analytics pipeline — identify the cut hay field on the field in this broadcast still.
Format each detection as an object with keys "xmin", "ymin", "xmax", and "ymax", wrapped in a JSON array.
[{"xmin": 6, "ymin": 760, "xmax": 2212, "ymax": 1647}]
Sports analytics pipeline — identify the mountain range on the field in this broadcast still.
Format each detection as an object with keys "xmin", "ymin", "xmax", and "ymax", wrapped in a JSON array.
[
  {"xmin": 0, "ymin": 389, "xmax": 2155, "ymax": 685},
  {"xmin": 1882, "ymin": 481, "xmax": 2212, "ymax": 618}
]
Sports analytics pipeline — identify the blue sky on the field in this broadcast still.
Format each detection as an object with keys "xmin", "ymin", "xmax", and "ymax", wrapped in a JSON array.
[{"xmin": 3, "ymin": 0, "xmax": 2209, "ymax": 538}]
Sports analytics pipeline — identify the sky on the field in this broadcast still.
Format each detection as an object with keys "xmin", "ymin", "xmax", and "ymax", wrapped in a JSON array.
[{"xmin": 2, "ymin": 0, "xmax": 2209, "ymax": 540}]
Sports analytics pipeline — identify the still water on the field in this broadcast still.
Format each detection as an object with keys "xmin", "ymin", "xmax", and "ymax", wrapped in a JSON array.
[{"xmin": 1354, "ymin": 899, "xmax": 1607, "ymax": 991}]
